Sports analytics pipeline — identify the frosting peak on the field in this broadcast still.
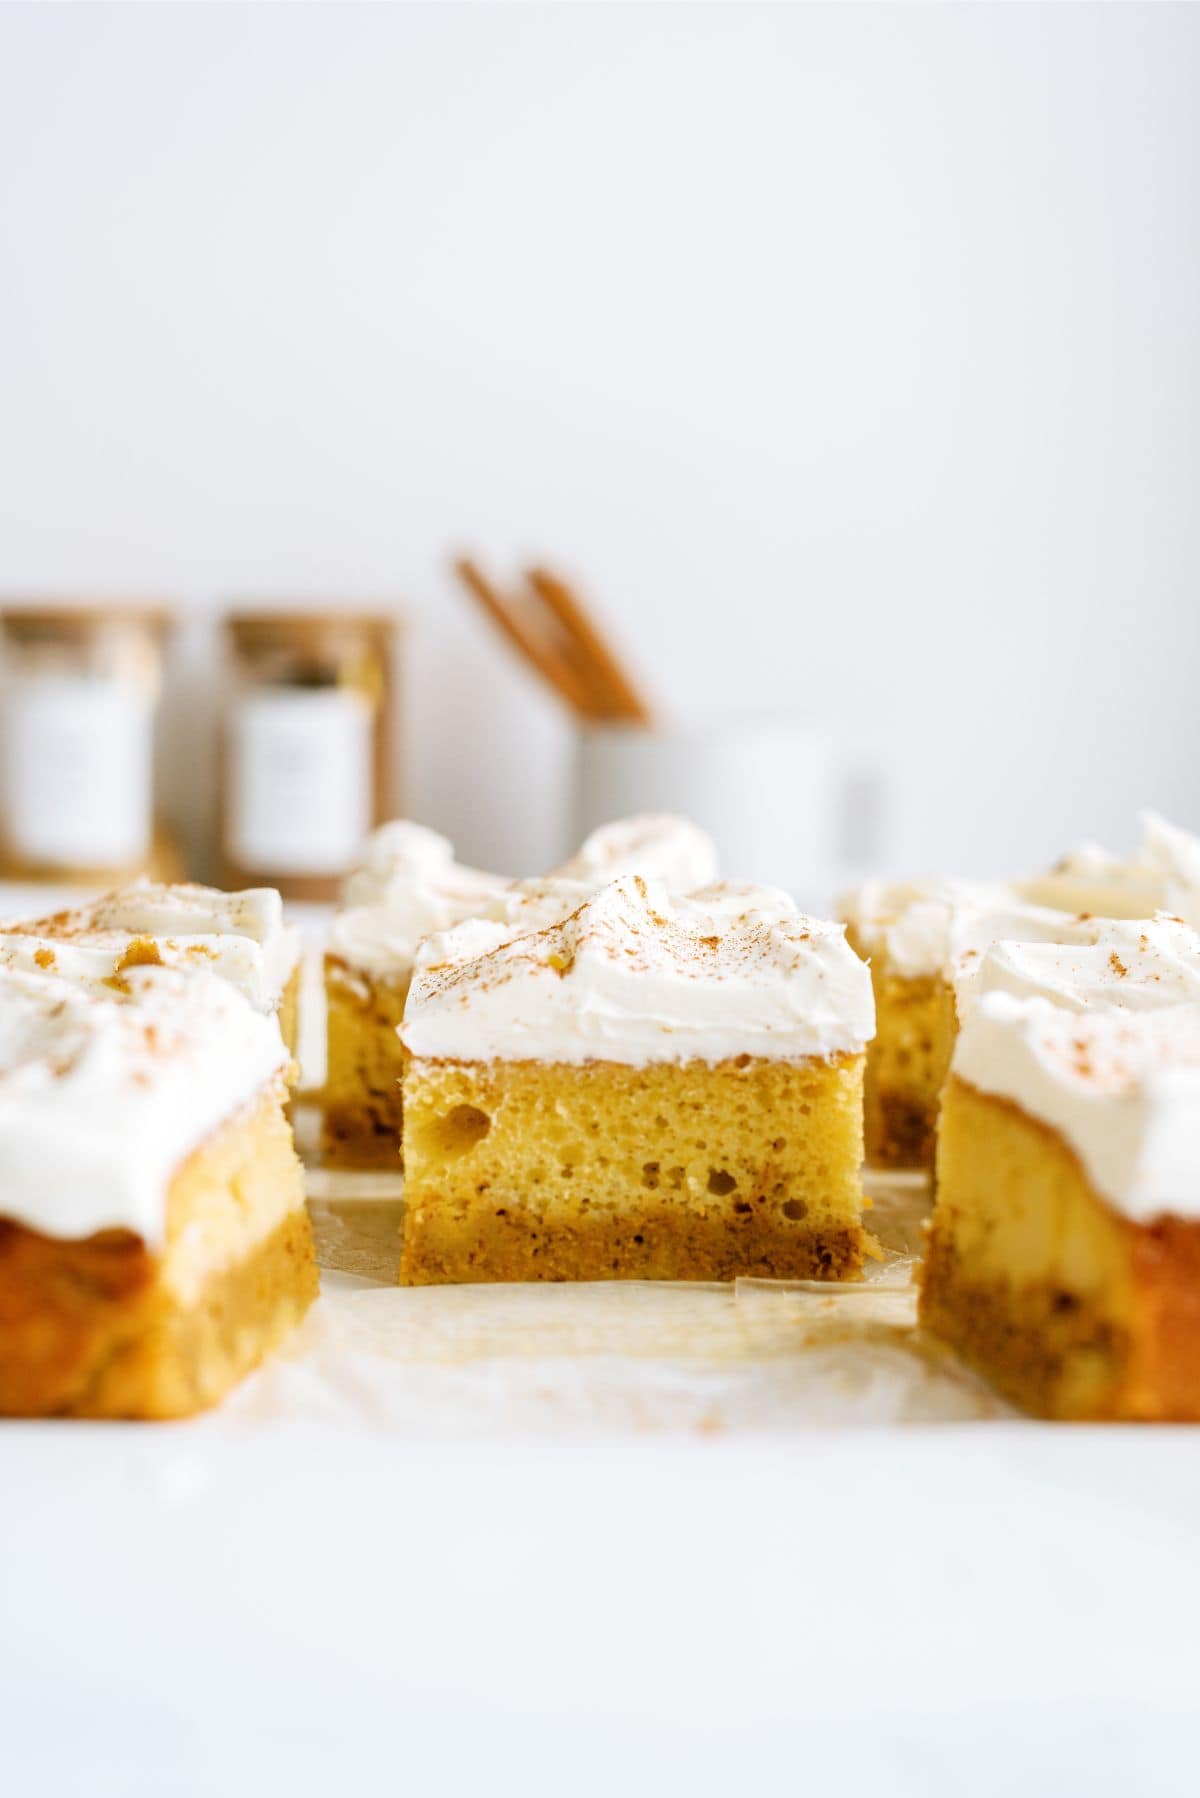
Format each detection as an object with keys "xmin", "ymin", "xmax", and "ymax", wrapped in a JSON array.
[
  {"xmin": 330, "ymin": 823, "xmax": 508, "ymax": 978},
  {"xmin": 331, "ymin": 813, "xmax": 721, "ymax": 980},
  {"xmin": 403, "ymin": 875, "xmax": 874, "ymax": 1066},
  {"xmin": 555, "ymin": 813, "xmax": 719, "ymax": 894},
  {"xmin": 1017, "ymin": 812, "xmax": 1200, "ymax": 926},
  {"xmin": 341, "ymin": 821, "xmax": 460, "ymax": 907},
  {"xmin": 841, "ymin": 817, "xmax": 1200, "ymax": 983}
]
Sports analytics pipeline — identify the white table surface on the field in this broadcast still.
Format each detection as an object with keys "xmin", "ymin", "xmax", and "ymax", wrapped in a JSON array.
[
  {"xmin": 4, "ymin": 1419, "xmax": 1199, "ymax": 1797},
  {"xmin": 1, "ymin": 884, "xmax": 1197, "ymax": 1796}
]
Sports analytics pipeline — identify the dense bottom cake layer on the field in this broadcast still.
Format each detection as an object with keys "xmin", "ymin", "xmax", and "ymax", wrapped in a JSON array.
[
  {"xmin": 0, "ymin": 1089, "xmax": 317, "ymax": 1419},
  {"xmin": 322, "ymin": 958, "xmax": 409, "ymax": 1167},
  {"xmin": 921, "ymin": 1076, "xmax": 1200, "ymax": 1421},
  {"xmin": 860, "ymin": 964, "xmax": 957, "ymax": 1170},
  {"xmin": 400, "ymin": 1200, "xmax": 861, "ymax": 1284},
  {"xmin": 400, "ymin": 1052, "xmax": 866, "ymax": 1285}
]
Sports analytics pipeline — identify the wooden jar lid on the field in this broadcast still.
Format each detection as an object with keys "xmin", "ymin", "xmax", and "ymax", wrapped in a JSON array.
[{"xmin": 0, "ymin": 600, "xmax": 174, "ymax": 638}]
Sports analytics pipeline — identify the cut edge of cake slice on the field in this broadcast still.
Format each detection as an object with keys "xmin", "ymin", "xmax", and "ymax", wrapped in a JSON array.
[
  {"xmin": 398, "ymin": 875, "xmax": 875, "ymax": 1285},
  {"xmin": 838, "ymin": 818, "xmax": 1200, "ymax": 1170},
  {"xmin": 920, "ymin": 985, "xmax": 1200, "ymax": 1420},
  {"xmin": 0, "ymin": 963, "xmax": 316, "ymax": 1419}
]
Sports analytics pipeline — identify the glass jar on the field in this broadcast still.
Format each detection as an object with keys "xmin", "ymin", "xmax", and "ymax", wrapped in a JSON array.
[
  {"xmin": 0, "ymin": 602, "xmax": 174, "ymax": 883},
  {"xmin": 222, "ymin": 608, "xmax": 401, "ymax": 900}
]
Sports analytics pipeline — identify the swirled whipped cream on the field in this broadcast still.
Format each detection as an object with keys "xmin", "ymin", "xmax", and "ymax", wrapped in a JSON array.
[
  {"xmin": 0, "ymin": 880, "xmax": 300, "ymax": 1012},
  {"xmin": 1015, "ymin": 846, "xmax": 1166, "ymax": 921},
  {"xmin": 841, "ymin": 817, "xmax": 1200, "ymax": 983},
  {"xmin": 332, "ymin": 814, "xmax": 721, "ymax": 980},
  {"xmin": 0, "ymin": 964, "xmax": 292, "ymax": 1244},
  {"xmin": 1143, "ymin": 814, "xmax": 1200, "ymax": 926},
  {"xmin": 441, "ymin": 875, "xmax": 606, "ymax": 947},
  {"xmin": 555, "ymin": 814, "xmax": 719, "ymax": 893},
  {"xmin": 841, "ymin": 817, "xmax": 1200, "ymax": 982},
  {"xmin": 1014, "ymin": 813, "xmax": 1200, "ymax": 921},
  {"xmin": 402, "ymin": 875, "xmax": 874, "ymax": 1066},
  {"xmin": 842, "ymin": 880, "xmax": 1101, "ymax": 984},
  {"xmin": 330, "ymin": 821, "xmax": 508, "ymax": 979},
  {"xmin": 1015, "ymin": 813, "xmax": 1200, "ymax": 925},
  {"xmin": 952, "ymin": 991, "xmax": 1200, "ymax": 1222},
  {"xmin": 341, "ymin": 821, "xmax": 481, "ymax": 907},
  {"xmin": 959, "ymin": 917, "xmax": 1200, "ymax": 1017}
]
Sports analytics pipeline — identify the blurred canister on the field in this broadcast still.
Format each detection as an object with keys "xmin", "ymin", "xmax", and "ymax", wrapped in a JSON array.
[
  {"xmin": 576, "ymin": 716, "xmax": 837, "ymax": 907},
  {"xmin": 0, "ymin": 601, "xmax": 172, "ymax": 882},
  {"xmin": 221, "ymin": 608, "xmax": 401, "ymax": 900}
]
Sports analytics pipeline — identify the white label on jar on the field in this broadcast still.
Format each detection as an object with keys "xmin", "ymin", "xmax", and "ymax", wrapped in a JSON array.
[
  {"xmin": 228, "ymin": 687, "xmax": 372, "ymax": 875},
  {"xmin": 3, "ymin": 675, "xmax": 154, "ymax": 867}
]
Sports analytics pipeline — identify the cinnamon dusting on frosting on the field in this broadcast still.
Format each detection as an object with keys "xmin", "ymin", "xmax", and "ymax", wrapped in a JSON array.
[
  {"xmin": 0, "ymin": 879, "xmax": 298, "ymax": 1012},
  {"xmin": 403, "ymin": 875, "xmax": 874, "ymax": 1067},
  {"xmin": 954, "ymin": 991, "xmax": 1200, "ymax": 1221}
]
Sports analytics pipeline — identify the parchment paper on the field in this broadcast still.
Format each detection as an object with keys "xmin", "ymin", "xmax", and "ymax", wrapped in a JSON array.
[{"xmin": 230, "ymin": 1157, "xmax": 1012, "ymax": 1430}]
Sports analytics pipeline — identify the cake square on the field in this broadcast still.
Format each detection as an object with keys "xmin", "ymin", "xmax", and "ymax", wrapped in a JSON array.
[
  {"xmin": 398, "ymin": 875, "xmax": 874, "ymax": 1284},
  {"xmin": 322, "ymin": 813, "xmax": 720, "ymax": 1168},
  {"xmin": 839, "ymin": 815, "xmax": 1200, "ymax": 1169},
  {"xmin": 921, "ymin": 954, "xmax": 1200, "ymax": 1421},
  {"xmin": 0, "ymin": 964, "xmax": 317, "ymax": 1418}
]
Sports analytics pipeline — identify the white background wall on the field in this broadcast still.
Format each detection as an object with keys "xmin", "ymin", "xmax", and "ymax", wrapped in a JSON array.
[{"xmin": 1, "ymin": 2, "xmax": 1197, "ymax": 884}]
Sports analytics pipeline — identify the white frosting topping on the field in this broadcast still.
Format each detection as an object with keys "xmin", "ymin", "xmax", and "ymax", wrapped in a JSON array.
[
  {"xmin": 953, "ymin": 991, "xmax": 1200, "ymax": 1223},
  {"xmin": 839, "ymin": 877, "xmax": 1005, "ymax": 976},
  {"xmin": 555, "ymin": 814, "xmax": 719, "ymax": 893},
  {"xmin": 452, "ymin": 875, "xmax": 602, "ymax": 941},
  {"xmin": 841, "ymin": 879, "xmax": 1108, "ymax": 983},
  {"xmin": 1016, "ymin": 813, "xmax": 1200, "ymax": 925},
  {"xmin": 1014, "ymin": 846, "xmax": 1166, "ymax": 921},
  {"xmin": 342, "ymin": 820, "xmax": 459, "ymax": 906},
  {"xmin": 0, "ymin": 964, "xmax": 291, "ymax": 1245},
  {"xmin": 328, "ymin": 876, "xmax": 508, "ymax": 979},
  {"xmin": 0, "ymin": 880, "xmax": 300, "ymax": 1013},
  {"xmin": 331, "ymin": 814, "xmax": 719, "ymax": 980},
  {"xmin": 841, "ymin": 815, "xmax": 1200, "ymax": 982},
  {"xmin": 402, "ymin": 875, "xmax": 874, "ymax": 1066},
  {"xmin": 959, "ymin": 917, "xmax": 1200, "ymax": 1017},
  {"xmin": 330, "ymin": 822, "xmax": 508, "ymax": 979},
  {"xmin": 1138, "ymin": 813, "xmax": 1200, "ymax": 928}
]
